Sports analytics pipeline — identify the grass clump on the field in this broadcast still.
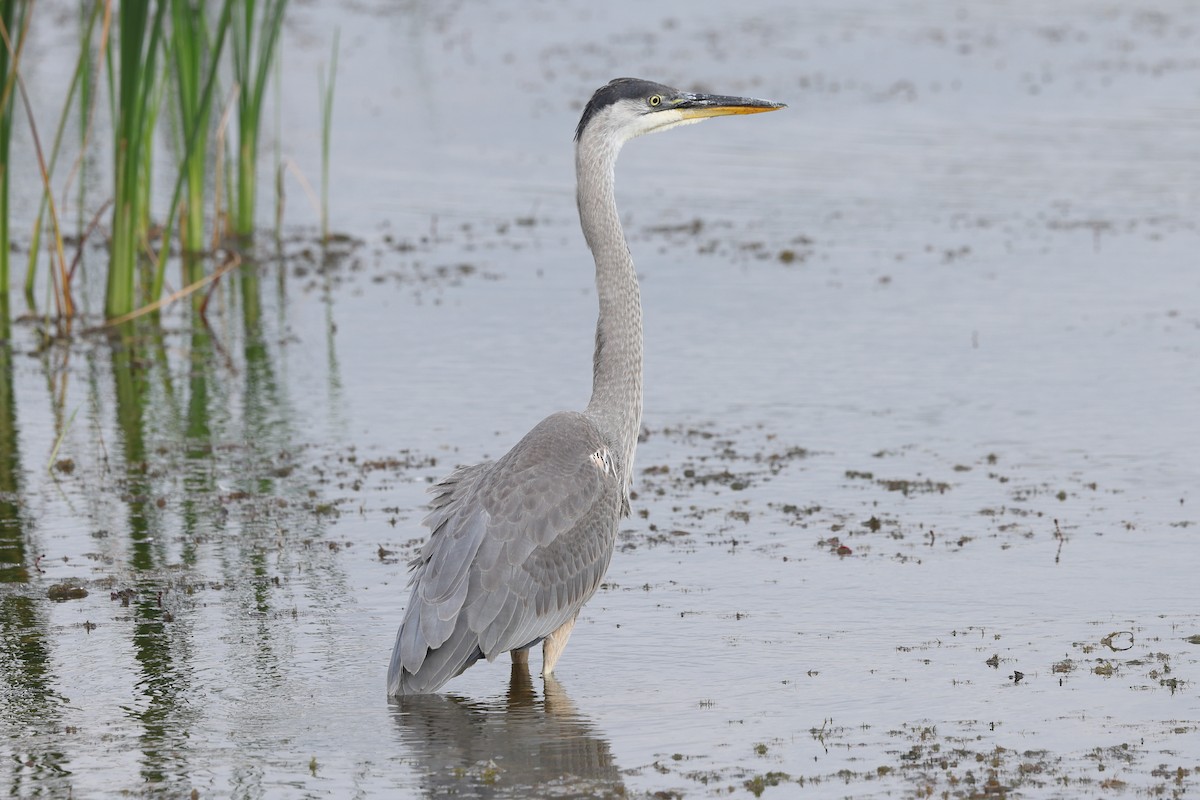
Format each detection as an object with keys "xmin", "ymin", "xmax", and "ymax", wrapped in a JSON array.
[
  {"xmin": 744, "ymin": 771, "xmax": 792, "ymax": 797},
  {"xmin": 4, "ymin": 0, "xmax": 309, "ymax": 325}
]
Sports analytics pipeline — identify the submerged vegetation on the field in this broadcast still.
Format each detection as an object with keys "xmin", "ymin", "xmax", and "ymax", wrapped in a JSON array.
[{"xmin": 0, "ymin": 0, "xmax": 326, "ymax": 328}]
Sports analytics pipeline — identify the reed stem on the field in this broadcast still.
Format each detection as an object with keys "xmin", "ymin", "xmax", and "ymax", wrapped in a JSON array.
[
  {"xmin": 0, "ymin": 0, "xmax": 31, "ymax": 305},
  {"xmin": 318, "ymin": 28, "xmax": 338, "ymax": 245},
  {"xmin": 230, "ymin": 0, "xmax": 287, "ymax": 240},
  {"xmin": 107, "ymin": 0, "xmax": 168, "ymax": 320},
  {"xmin": 23, "ymin": 2, "xmax": 101, "ymax": 309}
]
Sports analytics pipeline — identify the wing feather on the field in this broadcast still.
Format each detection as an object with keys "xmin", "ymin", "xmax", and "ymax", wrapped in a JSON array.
[
  {"xmin": 464, "ymin": 576, "xmax": 506, "ymax": 633},
  {"xmin": 388, "ymin": 411, "xmax": 625, "ymax": 695}
]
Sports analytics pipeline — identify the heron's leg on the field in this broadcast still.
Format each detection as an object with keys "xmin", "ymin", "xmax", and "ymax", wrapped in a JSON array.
[
  {"xmin": 541, "ymin": 615, "xmax": 577, "ymax": 676},
  {"xmin": 511, "ymin": 648, "xmax": 529, "ymax": 665}
]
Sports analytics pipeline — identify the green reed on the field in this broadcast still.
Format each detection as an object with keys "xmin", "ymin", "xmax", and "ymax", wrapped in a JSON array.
[
  {"xmin": 23, "ymin": 2, "xmax": 102, "ymax": 309},
  {"xmin": 230, "ymin": 0, "xmax": 287, "ymax": 240},
  {"xmin": 107, "ymin": 1, "xmax": 167, "ymax": 320},
  {"xmin": 165, "ymin": 0, "xmax": 234, "ymax": 309},
  {"xmin": 170, "ymin": 0, "xmax": 211, "ymax": 260},
  {"xmin": 137, "ymin": 58, "xmax": 168, "ymax": 250},
  {"xmin": 0, "ymin": 0, "xmax": 31, "ymax": 304},
  {"xmin": 317, "ymin": 28, "xmax": 338, "ymax": 244},
  {"xmin": 4, "ymin": 0, "xmax": 288, "ymax": 323}
]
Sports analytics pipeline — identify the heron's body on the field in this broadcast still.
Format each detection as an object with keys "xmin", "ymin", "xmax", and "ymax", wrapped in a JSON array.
[{"xmin": 388, "ymin": 78, "xmax": 783, "ymax": 696}]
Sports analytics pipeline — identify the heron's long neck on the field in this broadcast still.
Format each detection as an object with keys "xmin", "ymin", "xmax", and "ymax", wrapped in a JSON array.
[{"xmin": 576, "ymin": 135, "xmax": 643, "ymax": 486}]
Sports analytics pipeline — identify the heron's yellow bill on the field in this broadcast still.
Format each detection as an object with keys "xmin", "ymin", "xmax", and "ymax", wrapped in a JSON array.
[{"xmin": 674, "ymin": 93, "xmax": 786, "ymax": 120}]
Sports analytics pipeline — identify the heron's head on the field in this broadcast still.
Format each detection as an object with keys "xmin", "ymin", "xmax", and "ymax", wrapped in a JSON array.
[{"xmin": 574, "ymin": 78, "xmax": 785, "ymax": 146}]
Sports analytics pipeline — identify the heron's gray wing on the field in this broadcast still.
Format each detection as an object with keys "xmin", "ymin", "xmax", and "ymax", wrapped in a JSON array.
[
  {"xmin": 389, "ymin": 411, "xmax": 624, "ymax": 695},
  {"xmin": 467, "ymin": 413, "xmax": 624, "ymax": 658},
  {"xmin": 392, "ymin": 462, "xmax": 492, "ymax": 685}
]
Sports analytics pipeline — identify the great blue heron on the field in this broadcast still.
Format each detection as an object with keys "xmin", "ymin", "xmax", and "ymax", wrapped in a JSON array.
[{"xmin": 388, "ymin": 78, "xmax": 784, "ymax": 695}]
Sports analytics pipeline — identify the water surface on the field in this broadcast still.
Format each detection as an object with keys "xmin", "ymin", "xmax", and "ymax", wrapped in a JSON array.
[{"xmin": 2, "ymin": 1, "xmax": 1198, "ymax": 797}]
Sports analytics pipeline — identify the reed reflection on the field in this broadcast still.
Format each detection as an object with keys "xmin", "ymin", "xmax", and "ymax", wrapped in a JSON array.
[
  {"xmin": 0, "ymin": 302, "xmax": 72, "ymax": 792},
  {"xmin": 107, "ymin": 322, "xmax": 199, "ymax": 792},
  {"xmin": 0, "ymin": 301, "xmax": 23, "ymax": 584},
  {"xmin": 393, "ymin": 663, "xmax": 625, "ymax": 798}
]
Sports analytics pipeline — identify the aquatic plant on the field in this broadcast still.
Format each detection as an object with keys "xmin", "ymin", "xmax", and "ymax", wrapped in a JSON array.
[
  {"xmin": 230, "ymin": 0, "xmax": 287, "ymax": 240},
  {"xmin": 3, "ymin": 1, "xmax": 76, "ymax": 322},
  {"xmin": 107, "ymin": 1, "xmax": 168, "ymax": 319},
  {"xmin": 317, "ymin": 28, "xmax": 339, "ymax": 244},
  {"xmin": 23, "ymin": 2, "xmax": 103, "ymax": 312},
  {"xmin": 0, "ymin": 0, "xmax": 30, "ymax": 304},
  {"xmin": 164, "ymin": 0, "xmax": 234, "ymax": 302},
  {"xmin": 5, "ymin": 0, "xmax": 291, "ymax": 322},
  {"xmin": 170, "ymin": 0, "xmax": 208, "ymax": 258},
  {"xmin": 169, "ymin": 0, "xmax": 239, "ymax": 266}
]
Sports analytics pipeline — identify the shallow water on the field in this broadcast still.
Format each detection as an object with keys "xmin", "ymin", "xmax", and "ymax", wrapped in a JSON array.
[{"xmin": 3, "ymin": 1, "xmax": 1199, "ymax": 797}]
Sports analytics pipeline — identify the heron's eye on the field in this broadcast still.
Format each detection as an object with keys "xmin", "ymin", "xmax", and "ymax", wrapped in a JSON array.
[{"xmin": 648, "ymin": 95, "xmax": 662, "ymax": 107}]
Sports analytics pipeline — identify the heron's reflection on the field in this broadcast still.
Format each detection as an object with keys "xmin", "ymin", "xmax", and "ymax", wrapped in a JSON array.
[{"xmin": 392, "ymin": 662, "xmax": 625, "ymax": 798}]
